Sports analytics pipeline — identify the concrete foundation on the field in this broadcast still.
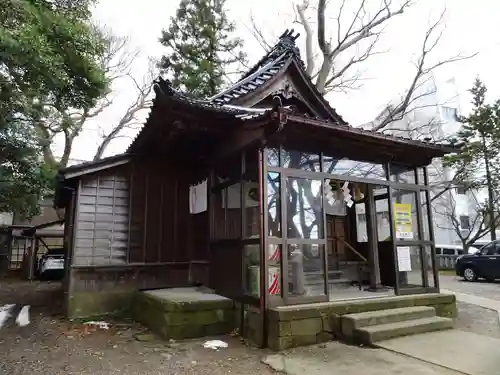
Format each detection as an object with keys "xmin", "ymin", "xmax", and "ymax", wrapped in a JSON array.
[
  {"xmin": 68, "ymin": 290, "xmax": 134, "ymax": 319},
  {"xmin": 266, "ymin": 293, "xmax": 457, "ymax": 351},
  {"xmin": 132, "ymin": 287, "xmax": 235, "ymax": 340}
]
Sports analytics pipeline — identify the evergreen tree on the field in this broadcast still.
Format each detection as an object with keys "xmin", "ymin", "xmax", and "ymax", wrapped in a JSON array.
[
  {"xmin": 0, "ymin": 0, "xmax": 108, "ymax": 218},
  {"xmin": 444, "ymin": 78, "xmax": 500, "ymax": 240},
  {"xmin": 158, "ymin": 0, "xmax": 246, "ymax": 98}
]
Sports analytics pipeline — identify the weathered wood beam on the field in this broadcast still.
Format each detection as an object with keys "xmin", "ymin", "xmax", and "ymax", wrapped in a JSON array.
[{"xmin": 206, "ymin": 120, "xmax": 277, "ymax": 165}]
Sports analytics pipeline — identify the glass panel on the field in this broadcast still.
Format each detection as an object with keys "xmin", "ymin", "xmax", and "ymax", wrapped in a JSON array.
[
  {"xmin": 420, "ymin": 191, "xmax": 430, "ymax": 240},
  {"xmin": 282, "ymin": 149, "xmax": 321, "ymax": 172},
  {"xmin": 244, "ymin": 245, "xmax": 260, "ymax": 298},
  {"xmin": 323, "ymin": 156, "xmax": 387, "ymax": 180},
  {"xmin": 267, "ymin": 244, "xmax": 282, "ymax": 300},
  {"xmin": 390, "ymin": 164, "xmax": 416, "ymax": 184},
  {"xmin": 397, "ymin": 245, "xmax": 424, "ymax": 288},
  {"xmin": 287, "ymin": 243, "xmax": 326, "ymax": 297},
  {"xmin": 355, "ymin": 202, "xmax": 368, "ymax": 243},
  {"xmin": 391, "ymin": 189, "xmax": 419, "ymax": 240},
  {"xmin": 244, "ymin": 150, "xmax": 260, "ymax": 238},
  {"xmin": 267, "ymin": 172, "xmax": 281, "ymax": 237},
  {"xmin": 286, "ymin": 178, "xmax": 323, "ymax": 239},
  {"xmin": 417, "ymin": 168, "xmax": 426, "ymax": 185},
  {"xmin": 267, "ymin": 148, "xmax": 280, "ymax": 167},
  {"xmin": 375, "ymin": 186, "xmax": 391, "ymax": 242},
  {"xmin": 324, "ymin": 179, "xmax": 347, "ymax": 217},
  {"xmin": 425, "ymin": 246, "xmax": 436, "ymax": 288}
]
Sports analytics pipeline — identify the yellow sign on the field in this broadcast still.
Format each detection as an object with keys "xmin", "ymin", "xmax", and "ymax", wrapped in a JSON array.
[{"xmin": 393, "ymin": 203, "xmax": 413, "ymax": 239}]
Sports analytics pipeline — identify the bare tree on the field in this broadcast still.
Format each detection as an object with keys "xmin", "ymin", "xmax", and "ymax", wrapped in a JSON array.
[
  {"xmin": 433, "ymin": 188, "xmax": 500, "ymax": 251},
  {"xmin": 250, "ymin": 2, "xmax": 476, "ymax": 132},
  {"xmin": 35, "ymin": 26, "xmax": 139, "ymax": 169},
  {"xmin": 93, "ymin": 58, "xmax": 157, "ymax": 161},
  {"xmin": 370, "ymin": 9, "xmax": 476, "ymax": 131}
]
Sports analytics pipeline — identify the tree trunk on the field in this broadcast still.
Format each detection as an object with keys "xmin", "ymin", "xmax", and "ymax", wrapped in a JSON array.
[{"xmin": 483, "ymin": 135, "xmax": 496, "ymax": 240}]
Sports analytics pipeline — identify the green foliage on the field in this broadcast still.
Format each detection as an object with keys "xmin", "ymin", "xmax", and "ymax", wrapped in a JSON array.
[
  {"xmin": 444, "ymin": 78, "xmax": 500, "ymax": 229},
  {"xmin": 159, "ymin": 0, "xmax": 246, "ymax": 98},
  {"xmin": 445, "ymin": 78, "xmax": 500, "ymax": 189},
  {"xmin": 0, "ymin": 0, "xmax": 107, "ymax": 218},
  {"xmin": 0, "ymin": 0, "xmax": 107, "ymax": 110}
]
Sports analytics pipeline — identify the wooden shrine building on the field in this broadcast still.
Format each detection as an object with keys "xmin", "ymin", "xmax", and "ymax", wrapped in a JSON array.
[{"xmin": 54, "ymin": 30, "xmax": 458, "ymax": 349}]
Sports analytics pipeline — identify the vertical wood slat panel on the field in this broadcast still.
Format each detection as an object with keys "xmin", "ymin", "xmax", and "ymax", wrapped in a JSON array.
[{"xmin": 73, "ymin": 167, "xmax": 130, "ymax": 266}]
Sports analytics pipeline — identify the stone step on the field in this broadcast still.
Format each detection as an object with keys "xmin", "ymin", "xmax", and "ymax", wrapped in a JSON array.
[
  {"xmin": 304, "ymin": 270, "xmax": 344, "ymax": 279},
  {"xmin": 353, "ymin": 316, "xmax": 453, "ymax": 345},
  {"xmin": 306, "ymin": 278, "xmax": 352, "ymax": 287},
  {"xmin": 341, "ymin": 306, "xmax": 436, "ymax": 338}
]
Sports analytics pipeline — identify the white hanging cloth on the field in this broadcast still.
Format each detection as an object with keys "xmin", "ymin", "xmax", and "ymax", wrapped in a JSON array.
[{"xmin": 189, "ymin": 179, "xmax": 207, "ymax": 214}]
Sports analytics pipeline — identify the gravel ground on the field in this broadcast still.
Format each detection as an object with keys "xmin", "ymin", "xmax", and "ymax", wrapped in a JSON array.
[
  {"xmin": 2, "ymin": 275, "xmax": 500, "ymax": 374},
  {"xmin": 0, "ymin": 277, "xmax": 274, "ymax": 375}
]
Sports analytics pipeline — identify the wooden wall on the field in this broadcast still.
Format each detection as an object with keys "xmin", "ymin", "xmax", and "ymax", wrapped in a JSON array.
[{"xmin": 67, "ymin": 157, "xmax": 211, "ymax": 305}]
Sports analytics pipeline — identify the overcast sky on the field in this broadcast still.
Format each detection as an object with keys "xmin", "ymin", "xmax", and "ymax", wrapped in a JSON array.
[{"xmin": 58, "ymin": 0, "xmax": 500, "ymax": 162}]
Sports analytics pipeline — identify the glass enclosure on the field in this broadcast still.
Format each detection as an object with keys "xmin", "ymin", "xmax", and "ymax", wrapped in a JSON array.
[
  {"xmin": 260, "ymin": 146, "xmax": 438, "ymax": 306},
  {"xmin": 208, "ymin": 145, "xmax": 438, "ymax": 308}
]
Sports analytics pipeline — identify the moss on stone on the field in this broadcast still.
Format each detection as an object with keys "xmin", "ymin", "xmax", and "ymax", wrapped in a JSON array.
[
  {"xmin": 68, "ymin": 291, "xmax": 133, "ymax": 319},
  {"xmin": 265, "ymin": 293, "xmax": 457, "ymax": 351},
  {"xmin": 131, "ymin": 290, "xmax": 236, "ymax": 340}
]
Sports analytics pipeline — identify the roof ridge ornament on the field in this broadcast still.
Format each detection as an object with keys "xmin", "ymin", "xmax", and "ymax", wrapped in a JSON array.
[{"xmin": 272, "ymin": 29, "xmax": 302, "ymax": 60}]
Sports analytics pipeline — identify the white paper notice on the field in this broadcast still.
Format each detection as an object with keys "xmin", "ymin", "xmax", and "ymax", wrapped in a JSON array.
[{"xmin": 397, "ymin": 246, "xmax": 412, "ymax": 272}]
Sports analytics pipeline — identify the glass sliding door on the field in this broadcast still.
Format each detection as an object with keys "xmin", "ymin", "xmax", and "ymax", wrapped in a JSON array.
[{"xmin": 285, "ymin": 176, "xmax": 328, "ymax": 303}]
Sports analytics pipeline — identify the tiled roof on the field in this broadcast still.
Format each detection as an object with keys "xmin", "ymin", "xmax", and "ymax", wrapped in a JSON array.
[
  {"xmin": 154, "ymin": 77, "xmax": 271, "ymax": 121},
  {"xmin": 207, "ymin": 30, "xmax": 298, "ymax": 105},
  {"xmin": 284, "ymin": 112, "xmax": 457, "ymax": 153}
]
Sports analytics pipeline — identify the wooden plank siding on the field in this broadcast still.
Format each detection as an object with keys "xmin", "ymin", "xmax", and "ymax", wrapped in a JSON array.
[{"xmin": 73, "ymin": 172, "xmax": 129, "ymax": 266}]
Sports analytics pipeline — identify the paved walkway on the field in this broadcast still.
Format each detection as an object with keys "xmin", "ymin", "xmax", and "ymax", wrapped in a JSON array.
[
  {"xmin": 263, "ymin": 341, "xmax": 461, "ymax": 375},
  {"xmin": 377, "ymin": 330, "xmax": 500, "ymax": 375},
  {"xmin": 442, "ymin": 288, "xmax": 500, "ymax": 313}
]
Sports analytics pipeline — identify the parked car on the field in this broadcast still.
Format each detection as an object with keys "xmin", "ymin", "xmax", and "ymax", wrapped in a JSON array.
[
  {"xmin": 455, "ymin": 240, "xmax": 500, "ymax": 282},
  {"xmin": 37, "ymin": 248, "xmax": 65, "ymax": 280},
  {"xmin": 435, "ymin": 244, "xmax": 479, "ymax": 256}
]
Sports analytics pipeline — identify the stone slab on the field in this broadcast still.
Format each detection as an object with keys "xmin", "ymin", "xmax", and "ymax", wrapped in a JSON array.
[
  {"xmin": 269, "ymin": 293, "xmax": 456, "ymax": 322},
  {"xmin": 144, "ymin": 288, "xmax": 230, "ymax": 303},
  {"xmin": 376, "ymin": 329, "xmax": 500, "ymax": 375},
  {"xmin": 132, "ymin": 288, "xmax": 235, "ymax": 340},
  {"xmin": 341, "ymin": 306, "xmax": 436, "ymax": 337},
  {"xmin": 354, "ymin": 316, "xmax": 452, "ymax": 344},
  {"xmin": 262, "ymin": 341, "xmax": 460, "ymax": 375},
  {"xmin": 137, "ymin": 288, "xmax": 234, "ymax": 312}
]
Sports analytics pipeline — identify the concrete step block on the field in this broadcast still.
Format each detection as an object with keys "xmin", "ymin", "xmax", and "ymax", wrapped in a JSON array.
[
  {"xmin": 341, "ymin": 306, "xmax": 436, "ymax": 337},
  {"xmin": 353, "ymin": 316, "xmax": 453, "ymax": 345}
]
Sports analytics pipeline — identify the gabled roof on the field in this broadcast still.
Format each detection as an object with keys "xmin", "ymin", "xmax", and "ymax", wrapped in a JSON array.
[{"xmin": 207, "ymin": 29, "xmax": 347, "ymax": 125}]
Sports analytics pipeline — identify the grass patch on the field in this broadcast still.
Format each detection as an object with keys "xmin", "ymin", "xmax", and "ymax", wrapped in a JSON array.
[{"xmin": 439, "ymin": 270, "xmax": 457, "ymax": 276}]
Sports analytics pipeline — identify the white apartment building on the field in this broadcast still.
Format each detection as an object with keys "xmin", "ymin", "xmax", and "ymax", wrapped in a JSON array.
[{"xmin": 362, "ymin": 74, "xmax": 484, "ymax": 246}]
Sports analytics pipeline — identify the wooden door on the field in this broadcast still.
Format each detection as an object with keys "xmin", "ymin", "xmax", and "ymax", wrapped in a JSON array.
[{"xmin": 326, "ymin": 215, "xmax": 347, "ymax": 264}]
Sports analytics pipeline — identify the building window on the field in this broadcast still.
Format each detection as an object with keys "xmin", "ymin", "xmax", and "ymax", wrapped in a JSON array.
[
  {"xmin": 456, "ymin": 186, "xmax": 466, "ymax": 195},
  {"xmin": 460, "ymin": 215, "xmax": 470, "ymax": 230},
  {"xmin": 442, "ymin": 106, "xmax": 458, "ymax": 122}
]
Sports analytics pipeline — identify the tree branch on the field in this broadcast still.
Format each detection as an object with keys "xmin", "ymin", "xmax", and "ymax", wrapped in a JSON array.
[{"xmin": 372, "ymin": 8, "xmax": 477, "ymax": 131}]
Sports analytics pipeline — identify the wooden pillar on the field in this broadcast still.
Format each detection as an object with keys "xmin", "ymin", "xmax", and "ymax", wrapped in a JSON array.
[{"xmin": 365, "ymin": 185, "xmax": 384, "ymax": 291}]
